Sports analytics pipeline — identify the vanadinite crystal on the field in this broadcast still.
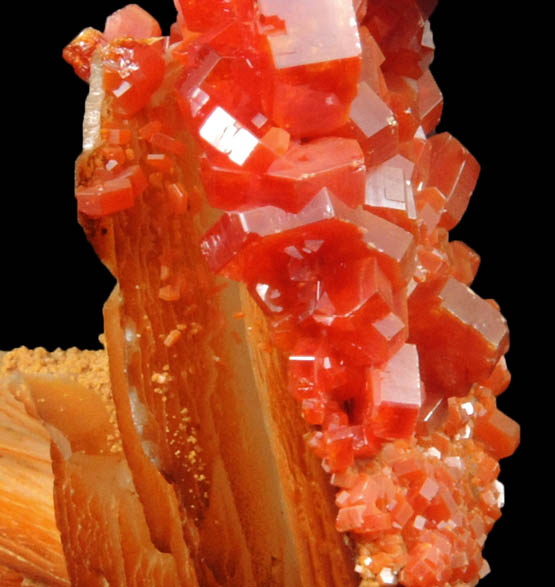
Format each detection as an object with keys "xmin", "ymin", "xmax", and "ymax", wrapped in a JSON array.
[{"xmin": 62, "ymin": 1, "xmax": 519, "ymax": 585}]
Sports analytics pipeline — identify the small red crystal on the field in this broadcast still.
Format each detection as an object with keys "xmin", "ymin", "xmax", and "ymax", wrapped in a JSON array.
[
  {"xmin": 369, "ymin": 344, "xmax": 423, "ymax": 440},
  {"xmin": 103, "ymin": 40, "xmax": 165, "ymax": 116},
  {"xmin": 104, "ymin": 4, "xmax": 162, "ymax": 40}
]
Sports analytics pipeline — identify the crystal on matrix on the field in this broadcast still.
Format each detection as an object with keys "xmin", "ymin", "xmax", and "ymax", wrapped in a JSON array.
[{"xmin": 57, "ymin": 0, "xmax": 519, "ymax": 586}]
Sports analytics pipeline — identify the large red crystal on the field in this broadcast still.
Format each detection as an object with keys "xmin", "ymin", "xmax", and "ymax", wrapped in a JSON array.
[
  {"xmin": 57, "ymin": 1, "xmax": 518, "ymax": 585},
  {"xmin": 257, "ymin": 0, "xmax": 362, "ymax": 137}
]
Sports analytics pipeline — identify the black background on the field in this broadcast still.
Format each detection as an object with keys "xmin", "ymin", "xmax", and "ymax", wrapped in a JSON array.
[{"xmin": 2, "ymin": 2, "xmax": 535, "ymax": 584}]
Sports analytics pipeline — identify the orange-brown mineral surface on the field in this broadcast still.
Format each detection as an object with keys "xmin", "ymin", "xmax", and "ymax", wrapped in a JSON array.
[{"xmin": 0, "ymin": 346, "xmax": 195, "ymax": 586}]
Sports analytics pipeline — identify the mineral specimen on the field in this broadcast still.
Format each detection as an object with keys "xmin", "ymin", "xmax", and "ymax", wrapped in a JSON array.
[{"xmin": 1, "ymin": 1, "xmax": 519, "ymax": 586}]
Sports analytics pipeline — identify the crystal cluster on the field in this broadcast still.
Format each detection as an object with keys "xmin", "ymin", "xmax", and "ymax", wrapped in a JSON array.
[{"xmin": 64, "ymin": 1, "xmax": 519, "ymax": 585}]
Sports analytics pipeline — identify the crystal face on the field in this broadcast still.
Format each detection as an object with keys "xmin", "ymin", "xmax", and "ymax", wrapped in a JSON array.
[{"xmin": 23, "ymin": 1, "xmax": 519, "ymax": 586}]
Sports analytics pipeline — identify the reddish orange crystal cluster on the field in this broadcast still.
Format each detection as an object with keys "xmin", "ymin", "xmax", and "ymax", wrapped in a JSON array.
[{"xmin": 64, "ymin": 1, "xmax": 519, "ymax": 585}]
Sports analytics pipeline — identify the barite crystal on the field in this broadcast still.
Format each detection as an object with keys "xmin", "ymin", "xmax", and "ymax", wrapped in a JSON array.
[{"xmin": 38, "ymin": 0, "xmax": 520, "ymax": 585}]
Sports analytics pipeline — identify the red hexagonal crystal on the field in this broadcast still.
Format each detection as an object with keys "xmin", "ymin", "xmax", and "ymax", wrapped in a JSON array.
[{"xmin": 369, "ymin": 344, "xmax": 423, "ymax": 440}]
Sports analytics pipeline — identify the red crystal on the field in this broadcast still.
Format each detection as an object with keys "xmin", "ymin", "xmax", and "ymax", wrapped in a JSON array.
[
  {"xmin": 342, "ymin": 81, "xmax": 399, "ymax": 166},
  {"xmin": 103, "ymin": 4, "xmax": 162, "ymax": 40},
  {"xmin": 474, "ymin": 406, "xmax": 520, "ymax": 460},
  {"xmin": 412, "ymin": 133, "xmax": 480, "ymax": 230},
  {"xmin": 75, "ymin": 165, "xmax": 147, "ymax": 217},
  {"xmin": 63, "ymin": 27, "xmax": 106, "ymax": 82},
  {"xmin": 103, "ymin": 39, "xmax": 165, "ymax": 117},
  {"xmin": 409, "ymin": 277, "xmax": 509, "ymax": 397},
  {"xmin": 265, "ymin": 137, "xmax": 366, "ymax": 211},
  {"xmin": 368, "ymin": 344, "xmax": 423, "ymax": 440},
  {"xmin": 364, "ymin": 153, "xmax": 417, "ymax": 232},
  {"xmin": 258, "ymin": 0, "xmax": 362, "ymax": 137},
  {"xmin": 416, "ymin": 69, "xmax": 443, "ymax": 134}
]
